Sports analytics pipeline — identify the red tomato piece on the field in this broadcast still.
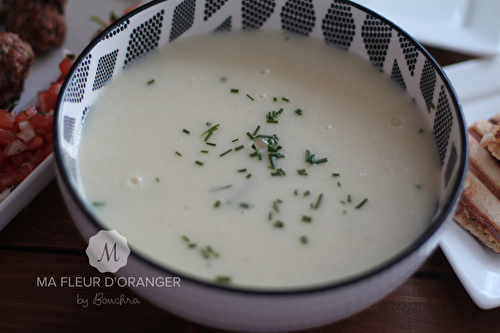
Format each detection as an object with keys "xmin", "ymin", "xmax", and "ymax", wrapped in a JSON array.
[
  {"xmin": 25, "ymin": 136, "xmax": 44, "ymax": 151},
  {"xmin": 30, "ymin": 113, "xmax": 53, "ymax": 133},
  {"xmin": 14, "ymin": 105, "xmax": 37, "ymax": 129},
  {"xmin": 0, "ymin": 128, "xmax": 16, "ymax": 146},
  {"xmin": 38, "ymin": 82, "xmax": 62, "ymax": 114},
  {"xmin": 0, "ymin": 110, "xmax": 14, "ymax": 129},
  {"xmin": 59, "ymin": 56, "xmax": 75, "ymax": 77},
  {"xmin": 0, "ymin": 164, "xmax": 33, "ymax": 189}
]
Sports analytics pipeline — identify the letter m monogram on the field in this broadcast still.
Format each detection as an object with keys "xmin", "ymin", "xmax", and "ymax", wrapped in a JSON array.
[{"xmin": 98, "ymin": 243, "xmax": 121, "ymax": 262}]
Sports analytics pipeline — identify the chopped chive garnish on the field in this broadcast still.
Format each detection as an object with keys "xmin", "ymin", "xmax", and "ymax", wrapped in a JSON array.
[
  {"xmin": 419, "ymin": 128, "xmax": 424, "ymax": 134},
  {"xmin": 175, "ymin": 151, "xmax": 182, "ymax": 156},
  {"xmin": 305, "ymin": 149, "xmax": 311, "ymax": 163},
  {"xmin": 282, "ymin": 97, "xmax": 289, "ymax": 102},
  {"xmin": 297, "ymin": 169, "xmax": 308, "ymax": 176},
  {"xmin": 220, "ymin": 149, "xmax": 232, "ymax": 157},
  {"xmin": 337, "ymin": 181, "xmax": 341, "ymax": 187},
  {"xmin": 206, "ymin": 142, "xmax": 216, "ymax": 146},
  {"xmin": 301, "ymin": 215, "xmax": 312, "ymax": 223},
  {"xmin": 304, "ymin": 190, "xmax": 310, "ymax": 197},
  {"xmin": 273, "ymin": 97, "xmax": 278, "ymax": 102},
  {"xmin": 246, "ymin": 173, "xmax": 252, "ymax": 179},
  {"xmin": 7, "ymin": 104, "xmax": 17, "ymax": 113},
  {"xmin": 92, "ymin": 201, "xmax": 105, "ymax": 207},
  {"xmin": 206, "ymin": 122, "xmax": 212, "ymax": 126},
  {"xmin": 253, "ymin": 125, "xmax": 261, "ymax": 136},
  {"xmin": 246, "ymin": 94, "xmax": 254, "ymax": 100},
  {"xmin": 214, "ymin": 200, "xmax": 221, "ymax": 208},
  {"xmin": 189, "ymin": 243, "xmax": 197, "ymax": 248},
  {"xmin": 249, "ymin": 151, "xmax": 259, "ymax": 158},
  {"xmin": 266, "ymin": 119, "xmax": 278, "ymax": 124},
  {"xmin": 195, "ymin": 160, "xmax": 204, "ymax": 166},
  {"xmin": 300, "ymin": 235, "xmax": 308, "ymax": 244},
  {"xmin": 235, "ymin": 145, "xmax": 244, "ymax": 151},
  {"xmin": 221, "ymin": 77, "xmax": 226, "ymax": 82},
  {"xmin": 269, "ymin": 155, "xmax": 276, "ymax": 169},
  {"xmin": 310, "ymin": 154, "xmax": 317, "ymax": 163},
  {"xmin": 232, "ymin": 138, "xmax": 239, "ymax": 142},
  {"xmin": 295, "ymin": 109, "xmax": 303, "ymax": 116},
  {"xmin": 315, "ymin": 158, "xmax": 328, "ymax": 164},
  {"xmin": 268, "ymin": 211, "xmax": 273, "ymax": 220},
  {"xmin": 347, "ymin": 194, "xmax": 351, "ymax": 203},
  {"xmin": 294, "ymin": 189, "xmax": 298, "ymax": 195},
  {"xmin": 182, "ymin": 235, "xmax": 190, "ymax": 242},
  {"xmin": 340, "ymin": 200, "xmax": 346, "ymax": 205},
  {"xmin": 355, "ymin": 198, "xmax": 368, "ymax": 209},
  {"xmin": 205, "ymin": 131, "xmax": 213, "ymax": 142},
  {"xmin": 240, "ymin": 202, "xmax": 251, "ymax": 209},
  {"xmin": 246, "ymin": 132, "xmax": 255, "ymax": 140},
  {"xmin": 201, "ymin": 248, "xmax": 210, "ymax": 259},
  {"xmin": 201, "ymin": 150, "xmax": 209, "ymax": 153},
  {"xmin": 213, "ymin": 184, "xmax": 232, "ymax": 191},
  {"xmin": 147, "ymin": 79, "xmax": 155, "ymax": 85},
  {"xmin": 273, "ymin": 221, "xmax": 284, "ymax": 228},
  {"xmin": 313, "ymin": 193, "xmax": 324, "ymax": 209},
  {"xmin": 183, "ymin": 129, "xmax": 190, "ymax": 134},
  {"xmin": 155, "ymin": 177, "xmax": 160, "ymax": 182},
  {"xmin": 238, "ymin": 168, "xmax": 247, "ymax": 173},
  {"xmin": 273, "ymin": 200, "xmax": 280, "ymax": 213},
  {"xmin": 230, "ymin": 89, "xmax": 239, "ymax": 93},
  {"xmin": 215, "ymin": 275, "xmax": 231, "ymax": 284},
  {"xmin": 332, "ymin": 173, "xmax": 340, "ymax": 177}
]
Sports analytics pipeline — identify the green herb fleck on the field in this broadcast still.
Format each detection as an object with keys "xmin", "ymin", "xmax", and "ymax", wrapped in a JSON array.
[
  {"xmin": 220, "ymin": 149, "xmax": 232, "ymax": 157},
  {"xmin": 347, "ymin": 194, "xmax": 351, "ymax": 203},
  {"xmin": 247, "ymin": 94, "xmax": 254, "ymax": 101},
  {"xmin": 301, "ymin": 215, "xmax": 312, "ymax": 223},
  {"xmin": 297, "ymin": 169, "xmax": 308, "ymax": 176},
  {"xmin": 195, "ymin": 160, "xmax": 204, "ymax": 166},
  {"xmin": 7, "ymin": 104, "xmax": 17, "ymax": 113},
  {"xmin": 246, "ymin": 173, "xmax": 252, "ymax": 179},
  {"xmin": 92, "ymin": 201, "xmax": 105, "ymax": 207},
  {"xmin": 300, "ymin": 235, "xmax": 308, "ymax": 244},
  {"xmin": 201, "ymin": 150, "xmax": 209, "ymax": 154},
  {"xmin": 246, "ymin": 132, "xmax": 255, "ymax": 140},
  {"xmin": 253, "ymin": 125, "xmax": 261, "ymax": 136},
  {"xmin": 206, "ymin": 142, "xmax": 216, "ymax": 146},
  {"xmin": 337, "ymin": 181, "xmax": 341, "ymax": 187},
  {"xmin": 214, "ymin": 200, "xmax": 221, "ymax": 208},
  {"xmin": 303, "ymin": 190, "xmax": 310, "ymax": 197},
  {"xmin": 240, "ymin": 202, "xmax": 251, "ymax": 209},
  {"xmin": 294, "ymin": 189, "xmax": 299, "ymax": 195},
  {"xmin": 230, "ymin": 89, "xmax": 239, "ymax": 94},
  {"xmin": 232, "ymin": 138, "xmax": 239, "ymax": 142},
  {"xmin": 332, "ymin": 173, "xmax": 340, "ymax": 177},
  {"xmin": 155, "ymin": 177, "xmax": 160, "ymax": 182},
  {"xmin": 273, "ymin": 221, "xmax": 284, "ymax": 228},
  {"xmin": 175, "ymin": 151, "xmax": 182, "ymax": 156},
  {"xmin": 183, "ymin": 129, "xmax": 190, "ymax": 134},
  {"xmin": 282, "ymin": 97, "xmax": 290, "ymax": 102},
  {"xmin": 235, "ymin": 145, "xmax": 244, "ymax": 151},
  {"xmin": 273, "ymin": 97, "xmax": 278, "ymax": 102},
  {"xmin": 238, "ymin": 168, "xmax": 247, "ymax": 173},
  {"xmin": 313, "ymin": 193, "xmax": 324, "ymax": 209},
  {"xmin": 147, "ymin": 79, "xmax": 155, "ymax": 85},
  {"xmin": 221, "ymin": 77, "xmax": 227, "ymax": 82},
  {"xmin": 355, "ymin": 198, "xmax": 368, "ymax": 209},
  {"xmin": 215, "ymin": 275, "xmax": 231, "ymax": 284},
  {"xmin": 295, "ymin": 109, "xmax": 303, "ymax": 116}
]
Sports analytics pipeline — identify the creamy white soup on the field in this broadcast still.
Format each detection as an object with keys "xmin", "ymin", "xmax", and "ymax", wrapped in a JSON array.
[{"xmin": 77, "ymin": 30, "xmax": 440, "ymax": 289}]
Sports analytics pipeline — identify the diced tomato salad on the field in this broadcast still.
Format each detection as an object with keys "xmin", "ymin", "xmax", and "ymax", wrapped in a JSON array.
[{"xmin": 0, "ymin": 54, "xmax": 75, "ymax": 201}]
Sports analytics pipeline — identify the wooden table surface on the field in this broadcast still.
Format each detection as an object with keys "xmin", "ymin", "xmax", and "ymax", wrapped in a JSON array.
[{"xmin": 2, "ymin": 47, "xmax": 500, "ymax": 333}]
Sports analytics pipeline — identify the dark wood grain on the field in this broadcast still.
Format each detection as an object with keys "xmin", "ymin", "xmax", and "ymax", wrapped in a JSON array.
[{"xmin": 1, "ymin": 47, "xmax": 499, "ymax": 333}]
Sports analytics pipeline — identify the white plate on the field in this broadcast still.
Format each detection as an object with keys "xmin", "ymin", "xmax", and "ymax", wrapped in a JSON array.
[
  {"xmin": 0, "ymin": 0, "xmax": 141, "ymax": 232},
  {"xmin": 352, "ymin": 0, "xmax": 500, "ymax": 56},
  {"xmin": 440, "ymin": 57, "xmax": 500, "ymax": 309}
]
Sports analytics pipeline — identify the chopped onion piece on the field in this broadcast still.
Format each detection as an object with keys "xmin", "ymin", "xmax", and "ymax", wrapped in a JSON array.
[
  {"xmin": 6, "ymin": 139, "xmax": 27, "ymax": 156},
  {"xmin": 17, "ymin": 121, "xmax": 36, "ymax": 142}
]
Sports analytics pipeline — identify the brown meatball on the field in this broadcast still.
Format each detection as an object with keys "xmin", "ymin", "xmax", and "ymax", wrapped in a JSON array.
[
  {"xmin": 3, "ymin": 0, "xmax": 67, "ymax": 53},
  {"xmin": 0, "ymin": 32, "xmax": 35, "ymax": 108}
]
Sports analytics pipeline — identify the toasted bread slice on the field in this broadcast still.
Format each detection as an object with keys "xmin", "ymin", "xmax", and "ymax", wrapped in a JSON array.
[{"xmin": 453, "ymin": 119, "xmax": 500, "ymax": 254}]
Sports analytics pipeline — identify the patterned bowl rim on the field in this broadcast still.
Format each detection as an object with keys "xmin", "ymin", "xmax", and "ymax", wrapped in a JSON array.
[{"xmin": 54, "ymin": 0, "xmax": 468, "ymax": 295}]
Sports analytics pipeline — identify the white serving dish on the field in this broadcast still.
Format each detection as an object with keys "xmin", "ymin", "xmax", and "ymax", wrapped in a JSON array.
[{"xmin": 441, "ymin": 57, "xmax": 500, "ymax": 309}]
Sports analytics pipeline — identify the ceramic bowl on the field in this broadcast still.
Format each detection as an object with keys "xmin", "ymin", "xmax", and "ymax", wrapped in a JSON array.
[{"xmin": 54, "ymin": 0, "xmax": 467, "ymax": 331}]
